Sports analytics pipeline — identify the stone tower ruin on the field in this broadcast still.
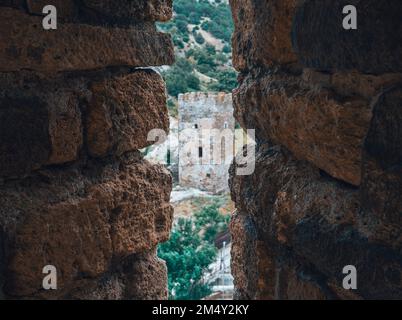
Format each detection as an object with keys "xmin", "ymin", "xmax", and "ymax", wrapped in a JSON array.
[{"xmin": 178, "ymin": 92, "xmax": 235, "ymax": 194}]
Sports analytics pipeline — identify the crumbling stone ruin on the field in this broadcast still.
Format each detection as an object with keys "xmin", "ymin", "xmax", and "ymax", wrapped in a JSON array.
[
  {"xmin": 178, "ymin": 92, "xmax": 235, "ymax": 194},
  {"xmin": 229, "ymin": 0, "xmax": 402, "ymax": 299},
  {"xmin": 0, "ymin": 0, "xmax": 174, "ymax": 299}
]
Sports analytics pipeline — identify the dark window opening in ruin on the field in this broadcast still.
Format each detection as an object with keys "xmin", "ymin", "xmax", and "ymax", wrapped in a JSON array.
[
  {"xmin": 199, "ymin": 147, "xmax": 203, "ymax": 158},
  {"xmin": 194, "ymin": 124, "xmax": 198, "ymax": 129},
  {"xmin": 167, "ymin": 150, "xmax": 171, "ymax": 166},
  {"xmin": 207, "ymin": 173, "xmax": 211, "ymax": 178}
]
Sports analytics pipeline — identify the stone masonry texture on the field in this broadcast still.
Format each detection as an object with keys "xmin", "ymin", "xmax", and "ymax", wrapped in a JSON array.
[
  {"xmin": 229, "ymin": 0, "xmax": 402, "ymax": 299},
  {"xmin": 0, "ymin": 1, "xmax": 174, "ymax": 299}
]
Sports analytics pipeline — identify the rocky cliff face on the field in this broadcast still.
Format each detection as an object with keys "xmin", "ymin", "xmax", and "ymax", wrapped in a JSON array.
[
  {"xmin": 229, "ymin": 0, "xmax": 402, "ymax": 299},
  {"xmin": 0, "ymin": 1, "xmax": 174, "ymax": 299}
]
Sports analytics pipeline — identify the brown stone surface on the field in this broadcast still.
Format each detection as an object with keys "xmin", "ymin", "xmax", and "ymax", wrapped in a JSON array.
[
  {"xmin": 229, "ymin": 0, "xmax": 298, "ymax": 71},
  {"xmin": 0, "ymin": 8, "xmax": 174, "ymax": 73},
  {"xmin": 229, "ymin": 0, "xmax": 402, "ymax": 300},
  {"xmin": 230, "ymin": 144, "xmax": 402, "ymax": 299},
  {"xmin": 79, "ymin": 0, "xmax": 173, "ymax": 24},
  {"xmin": 0, "ymin": 84, "xmax": 82, "ymax": 178},
  {"xmin": 122, "ymin": 250, "xmax": 169, "ymax": 300},
  {"xmin": 360, "ymin": 87, "xmax": 402, "ymax": 245},
  {"xmin": 0, "ymin": 0, "xmax": 174, "ymax": 299},
  {"xmin": 0, "ymin": 153, "xmax": 173, "ymax": 298},
  {"xmin": 292, "ymin": 0, "xmax": 402, "ymax": 74},
  {"xmin": 87, "ymin": 70, "xmax": 169, "ymax": 157},
  {"xmin": 230, "ymin": 212, "xmax": 273, "ymax": 300},
  {"xmin": 234, "ymin": 70, "xmax": 373, "ymax": 186},
  {"xmin": 0, "ymin": 68, "xmax": 169, "ymax": 178},
  {"xmin": 1, "ymin": 0, "xmax": 173, "ymax": 23}
]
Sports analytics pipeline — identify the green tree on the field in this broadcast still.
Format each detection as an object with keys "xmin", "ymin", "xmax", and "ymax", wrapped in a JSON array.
[
  {"xmin": 208, "ymin": 69, "xmax": 238, "ymax": 92},
  {"xmin": 163, "ymin": 58, "xmax": 200, "ymax": 97},
  {"xmin": 158, "ymin": 203, "xmax": 230, "ymax": 300},
  {"xmin": 194, "ymin": 204, "xmax": 230, "ymax": 242},
  {"xmin": 158, "ymin": 218, "xmax": 216, "ymax": 300},
  {"xmin": 195, "ymin": 32, "xmax": 205, "ymax": 45}
]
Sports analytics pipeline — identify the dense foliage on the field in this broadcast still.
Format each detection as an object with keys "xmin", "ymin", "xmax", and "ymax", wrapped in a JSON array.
[
  {"xmin": 164, "ymin": 58, "xmax": 200, "ymax": 97},
  {"xmin": 158, "ymin": 203, "xmax": 230, "ymax": 300},
  {"xmin": 158, "ymin": 0, "xmax": 237, "ymax": 97}
]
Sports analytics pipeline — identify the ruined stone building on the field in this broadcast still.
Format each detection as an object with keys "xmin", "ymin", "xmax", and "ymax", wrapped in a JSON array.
[{"xmin": 178, "ymin": 92, "xmax": 235, "ymax": 194}]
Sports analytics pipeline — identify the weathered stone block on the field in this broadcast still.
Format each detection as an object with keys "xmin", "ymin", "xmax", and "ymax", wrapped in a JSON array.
[
  {"xmin": 86, "ymin": 70, "xmax": 169, "ymax": 157},
  {"xmin": 0, "ymin": 69, "xmax": 170, "ymax": 177},
  {"xmin": 292, "ymin": 0, "xmax": 402, "ymax": 74},
  {"xmin": 230, "ymin": 144, "xmax": 402, "ymax": 299},
  {"xmin": 360, "ymin": 87, "xmax": 402, "ymax": 245},
  {"xmin": 0, "ymin": 89, "xmax": 82, "ymax": 178},
  {"xmin": 79, "ymin": 0, "xmax": 173, "ymax": 24},
  {"xmin": 0, "ymin": 153, "xmax": 173, "ymax": 298},
  {"xmin": 122, "ymin": 250, "xmax": 168, "ymax": 300},
  {"xmin": 233, "ymin": 71, "xmax": 373, "ymax": 185},
  {"xmin": 230, "ymin": 212, "xmax": 273, "ymax": 300},
  {"xmin": 229, "ymin": 0, "xmax": 298, "ymax": 71},
  {"xmin": 231, "ymin": 212, "xmax": 332, "ymax": 300},
  {"xmin": 1, "ymin": 0, "xmax": 173, "ymax": 23},
  {"xmin": 0, "ymin": 8, "xmax": 174, "ymax": 73}
]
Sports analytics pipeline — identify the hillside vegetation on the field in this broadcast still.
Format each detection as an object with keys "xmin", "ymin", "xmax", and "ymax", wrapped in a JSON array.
[{"xmin": 157, "ymin": 0, "xmax": 237, "ymax": 113}]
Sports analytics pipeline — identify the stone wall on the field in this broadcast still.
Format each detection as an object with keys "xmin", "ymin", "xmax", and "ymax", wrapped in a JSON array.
[
  {"xmin": 229, "ymin": 0, "xmax": 402, "ymax": 299},
  {"xmin": 0, "ymin": 1, "xmax": 174, "ymax": 299}
]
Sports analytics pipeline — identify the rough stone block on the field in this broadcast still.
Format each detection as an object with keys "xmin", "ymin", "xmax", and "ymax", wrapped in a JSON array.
[
  {"xmin": 230, "ymin": 144, "xmax": 402, "ymax": 299},
  {"xmin": 0, "ymin": 8, "xmax": 174, "ymax": 73},
  {"xmin": 229, "ymin": 0, "xmax": 298, "ymax": 71},
  {"xmin": 0, "ymin": 69, "xmax": 170, "ymax": 177},
  {"xmin": 292, "ymin": 0, "xmax": 402, "ymax": 74},
  {"xmin": 86, "ymin": 70, "xmax": 169, "ymax": 157},
  {"xmin": 1, "ymin": 0, "xmax": 173, "ymax": 23},
  {"xmin": 122, "ymin": 250, "xmax": 168, "ymax": 300},
  {"xmin": 0, "ymin": 153, "xmax": 173, "ymax": 298},
  {"xmin": 0, "ymin": 87, "xmax": 82, "ymax": 178},
  {"xmin": 230, "ymin": 213, "xmax": 273, "ymax": 300},
  {"xmin": 79, "ymin": 0, "xmax": 173, "ymax": 24},
  {"xmin": 233, "ymin": 71, "xmax": 374, "ymax": 185},
  {"xmin": 360, "ymin": 87, "xmax": 402, "ymax": 245}
]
